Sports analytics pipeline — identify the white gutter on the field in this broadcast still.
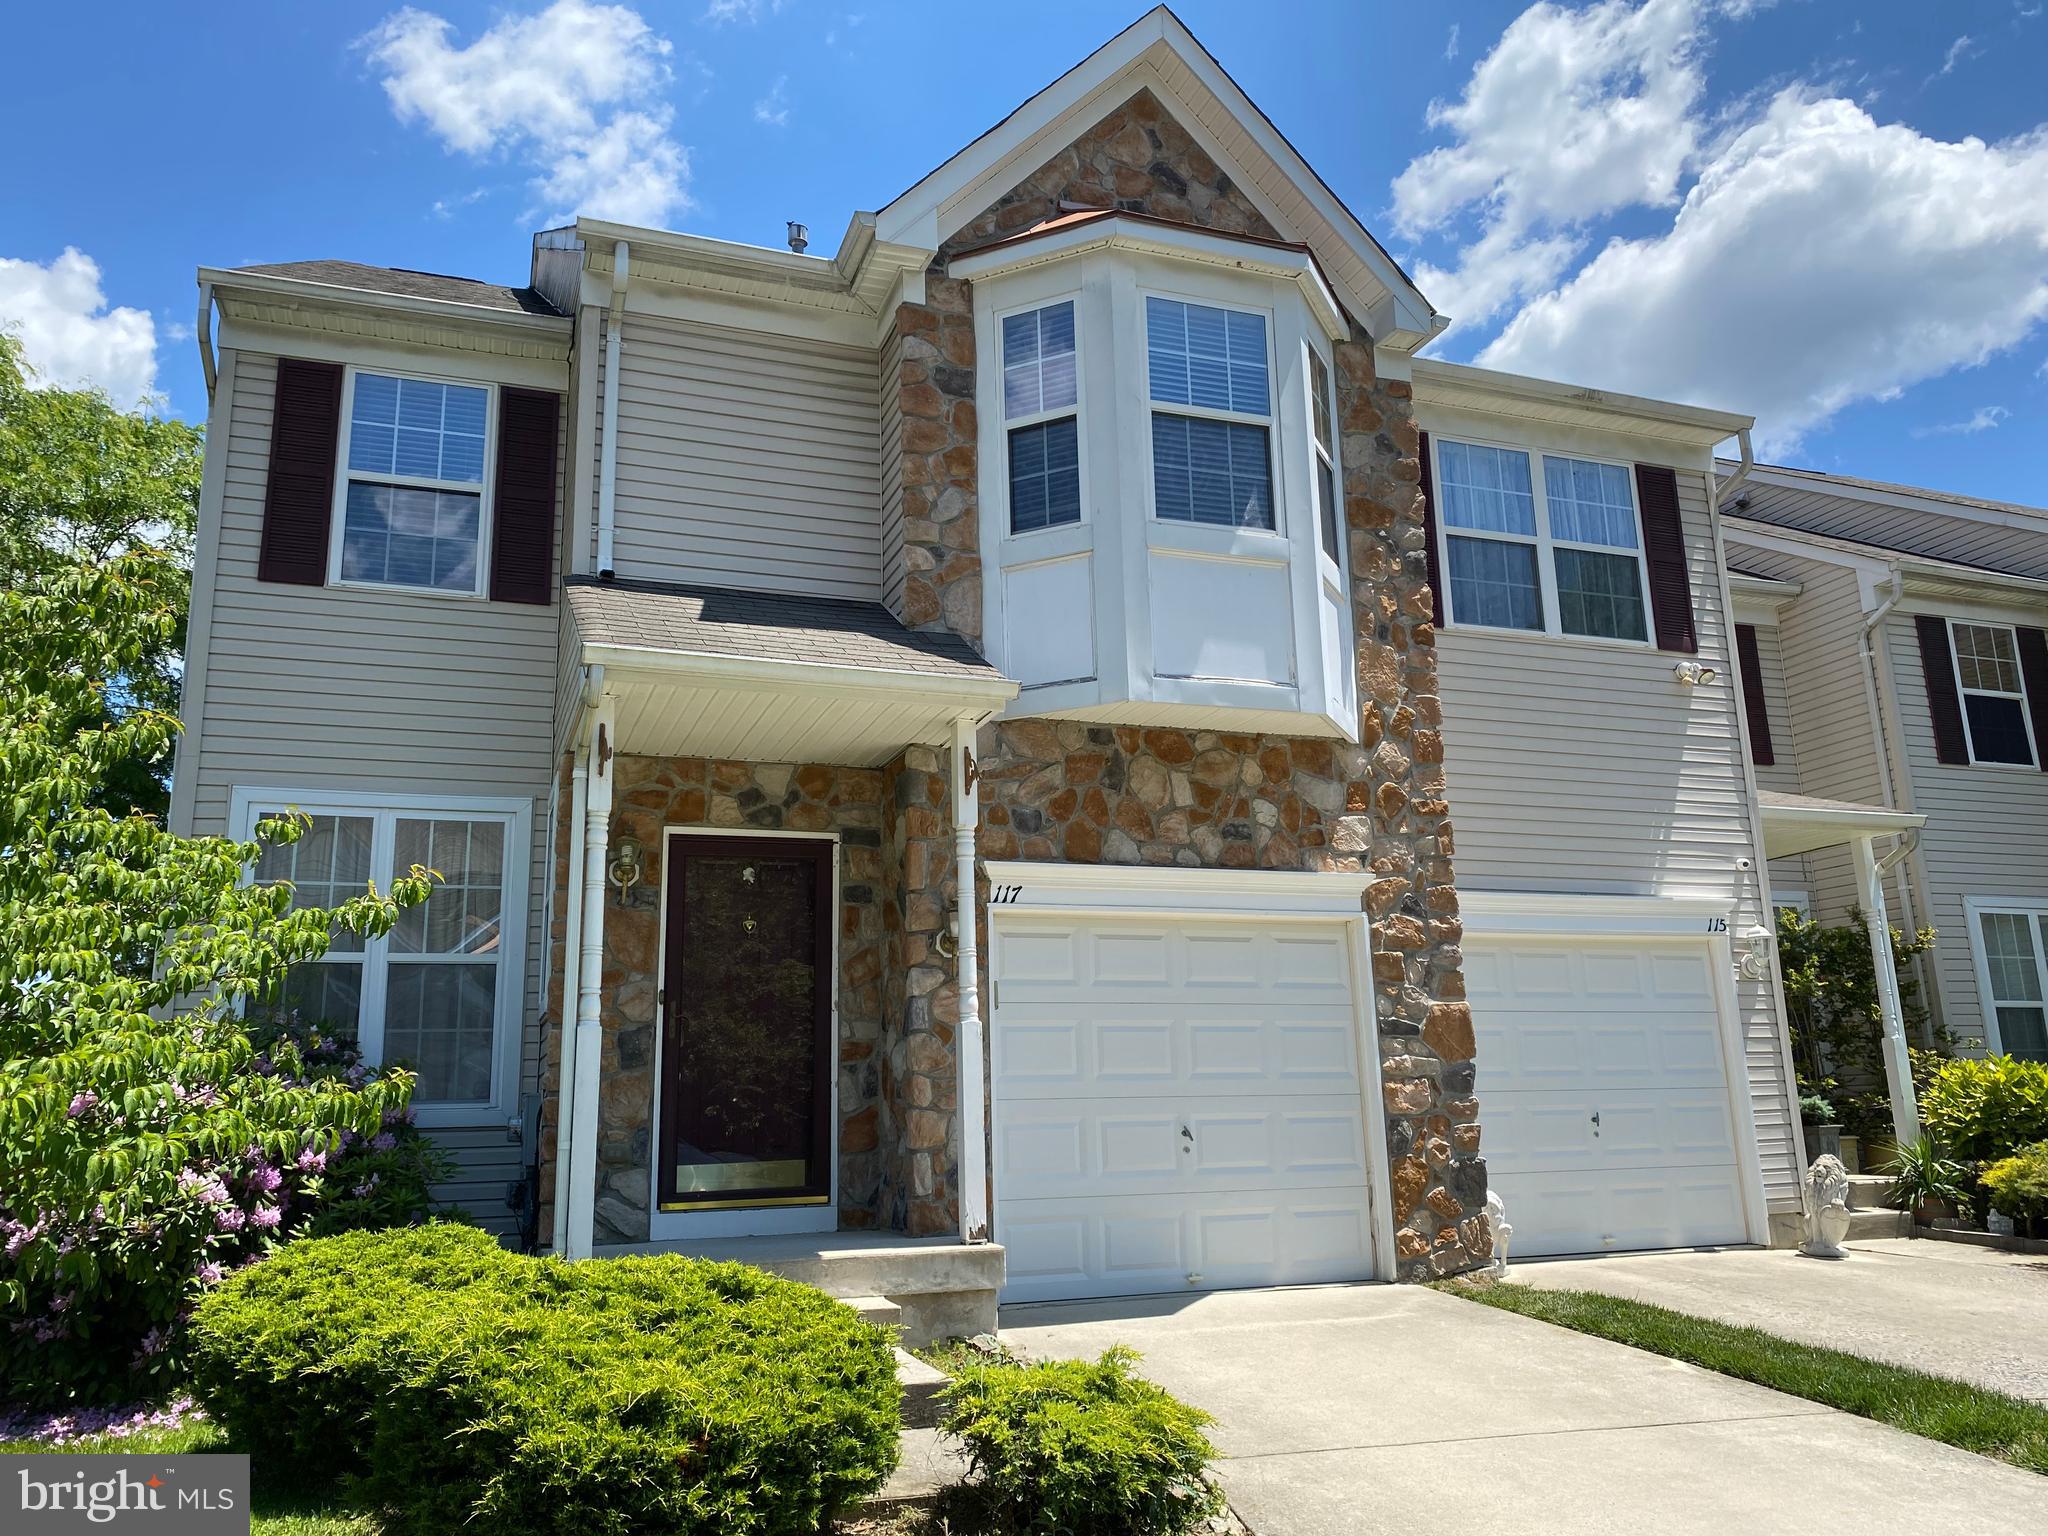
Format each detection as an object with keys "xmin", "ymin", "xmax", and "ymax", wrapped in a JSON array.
[
  {"xmin": 951, "ymin": 715, "xmax": 990, "ymax": 1244},
  {"xmin": 195, "ymin": 282, "xmax": 218, "ymax": 402},
  {"xmin": 1857, "ymin": 562, "xmax": 1934, "ymax": 1039},
  {"xmin": 1720, "ymin": 426, "xmax": 1755, "ymax": 500},
  {"xmin": 596, "ymin": 241, "xmax": 629, "ymax": 579}
]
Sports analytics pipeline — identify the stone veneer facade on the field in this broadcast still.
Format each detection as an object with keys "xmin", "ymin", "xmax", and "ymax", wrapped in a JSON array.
[{"xmin": 542, "ymin": 86, "xmax": 1486, "ymax": 1280}]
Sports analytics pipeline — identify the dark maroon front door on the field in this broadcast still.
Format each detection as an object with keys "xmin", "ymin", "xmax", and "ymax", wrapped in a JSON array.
[{"xmin": 658, "ymin": 835, "xmax": 833, "ymax": 1208}]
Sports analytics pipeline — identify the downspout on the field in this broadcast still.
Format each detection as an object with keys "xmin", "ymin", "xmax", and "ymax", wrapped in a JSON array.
[
  {"xmin": 951, "ymin": 715, "xmax": 991, "ymax": 1244},
  {"xmin": 1720, "ymin": 425, "xmax": 1755, "ymax": 501},
  {"xmin": 196, "ymin": 283, "xmax": 217, "ymax": 404},
  {"xmin": 549, "ymin": 733, "xmax": 591, "ymax": 1255},
  {"xmin": 1858, "ymin": 563, "xmax": 1932, "ymax": 1041},
  {"xmin": 596, "ymin": 242, "xmax": 629, "ymax": 580},
  {"xmin": 1854, "ymin": 832, "xmax": 1921, "ymax": 1142}
]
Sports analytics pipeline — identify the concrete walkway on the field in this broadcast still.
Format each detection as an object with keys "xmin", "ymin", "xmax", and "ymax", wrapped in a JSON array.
[
  {"xmin": 1516, "ymin": 1237, "xmax": 2048, "ymax": 1405},
  {"xmin": 1001, "ymin": 1284, "xmax": 2045, "ymax": 1535}
]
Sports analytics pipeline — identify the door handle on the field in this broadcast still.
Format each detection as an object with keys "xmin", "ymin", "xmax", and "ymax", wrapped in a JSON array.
[{"xmin": 1590, "ymin": 1109, "xmax": 1602, "ymax": 1136}]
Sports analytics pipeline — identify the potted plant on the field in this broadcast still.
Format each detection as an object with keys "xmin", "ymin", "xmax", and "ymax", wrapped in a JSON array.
[
  {"xmin": 1800, "ymin": 1092, "xmax": 1843, "ymax": 1162},
  {"xmin": 1882, "ymin": 1132, "xmax": 1970, "ymax": 1225}
]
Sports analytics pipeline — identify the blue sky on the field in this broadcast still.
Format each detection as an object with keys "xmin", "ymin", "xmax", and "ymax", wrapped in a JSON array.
[{"xmin": 5, "ymin": 1, "xmax": 2046, "ymax": 501}]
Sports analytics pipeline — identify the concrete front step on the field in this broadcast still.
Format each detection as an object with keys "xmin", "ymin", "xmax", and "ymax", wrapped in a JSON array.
[
  {"xmin": 894, "ymin": 1347, "xmax": 949, "ymax": 1431},
  {"xmin": 843, "ymin": 1293, "xmax": 903, "ymax": 1331},
  {"xmin": 1845, "ymin": 1206, "xmax": 1910, "ymax": 1240},
  {"xmin": 600, "ymin": 1231, "xmax": 1004, "ymax": 1348},
  {"xmin": 1847, "ymin": 1174, "xmax": 1898, "ymax": 1212}
]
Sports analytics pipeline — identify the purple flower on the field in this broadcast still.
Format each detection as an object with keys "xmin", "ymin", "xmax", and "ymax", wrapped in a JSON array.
[
  {"xmin": 249, "ymin": 1205, "xmax": 281, "ymax": 1230},
  {"xmin": 370, "ymin": 1132, "xmax": 397, "ymax": 1153},
  {"xmin": 246, "ymin": 1163, "xmax": 283, "ymax": 1194},
  {"xmin": 350, "ymin": 1178, "xmax": 378, "ymax": 1198},
  {"xmin": 135, "ymin": 1327, "xmax": 169, "ymax": 1360},
  {"xmin": 214, "ymin": 1206, "xmax": 247, "ymax": 1233},
  {"xmin": 2, "ymin": 1219, "xmax": 41, "ymax": 1260},
  {"xmin": 66, "ymin": 1091, "xmax": 99, "ymax": 1118},
  {"xmin": 295, "ymin": 1148, "xmax": 327, "ymax": 1173},
  {"xmin": 194, "ymin": 1261, "xmax": 225, "ymax": 1286}
]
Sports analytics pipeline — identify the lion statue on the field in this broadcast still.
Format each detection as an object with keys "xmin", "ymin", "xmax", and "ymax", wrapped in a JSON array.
[
  {"xmin": 1800, "ymin": 1154, "xmax": 1853, "ymax": 1259},
  {"xmin": 1485, "ymin": 1190, "xmax": 1513, "ymax": 1278}
]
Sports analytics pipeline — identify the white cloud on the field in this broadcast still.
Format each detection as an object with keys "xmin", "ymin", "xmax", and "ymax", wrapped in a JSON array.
[
  {"xmin": 753, "ymin": 75, "xmax": 790, "ymax": 127},
  {"xmin": 363, "ymin": 0, "xmax": 692, "ymax": 226},
  {"xmin": 430, "ymin": 186, "xmax": 490, "ymax": 220},
  {"xmin": 1928, "ymin": 33, "xmax": 1975, "ymax": 84},
  {"xmin": 1476, "ymin": 92, "xmax": 2048, "ymax": 454},
  {"xmin": 1914, "ymin": 405, "xmax": 2011, "ymax": 438},
  {"xmin": 1444, "ymin": 22, "xmax": 1460, "ymax": 60},
  {"xmin": 0, "ymin": 248, "xmax": 157, "ymax": 406},
  {"xmin": 1391, "ymin": 0, "xmax": 1706, "ymax": 327},
  {"xmin": 702, "ymin": 0, "xmax": 782, "ymax": 24}
]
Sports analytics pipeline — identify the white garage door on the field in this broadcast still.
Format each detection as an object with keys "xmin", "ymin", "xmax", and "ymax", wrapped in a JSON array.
[
  {"xmin": 992, "ymin": 915, "xmax": 1375, "ymax": 1303},
  {"xmin": 1469, "ymin": 936, "xmax": 1749, "ymax": 1257}
]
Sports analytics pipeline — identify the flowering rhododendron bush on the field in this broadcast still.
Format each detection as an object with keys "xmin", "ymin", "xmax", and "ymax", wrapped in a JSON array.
[{"xmin": 0, "ymin": 554, "xmax": 443, "ymax": 1405}]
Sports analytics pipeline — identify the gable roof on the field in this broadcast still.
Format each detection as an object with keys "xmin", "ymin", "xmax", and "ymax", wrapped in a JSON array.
[
  {"xmin": 1716, "ymin": 457, "xmax": 2048, "ymax": 526},
  {"xmin": 231, "ymin": 260, "xmax": 563, "ymax": 316},
  {"xmin": 871, "ymin": 6, "xmax": 1442, "ymax": 350}
]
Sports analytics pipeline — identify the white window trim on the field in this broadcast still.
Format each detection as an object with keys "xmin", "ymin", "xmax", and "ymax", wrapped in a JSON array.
[
  {"xmin": 1307, "ymin": 340, "xmax": 1343, "ymax": 581},
  {"xmin": 1772, "ymin": 889, "xmax": 1811, "ymax": 917},
  {"xmin": 1963, "ymin": 895, "xmax": 2048, "ymax": 1058},
  {"xmin": 231, "ymin": 786, "xmax": 532, "ymax": 1126},
  {"xmin": 1947, "ymin": 618, "xmax": 2040, "ymax": 770},
  {"xmin": 995, "ymin": 292, "xmax": 1089, "ymax": 541},
  {"xmin": 1430, "ymin": 434, "xmax": 1655, "ymax": 647},
  {"xmin": 327, "ymin": 363, "xmax": 500, "ymax": 601},
  {"xmin": 1140, "ymin": 283, "xmax": 1285, "ymax": 538}
]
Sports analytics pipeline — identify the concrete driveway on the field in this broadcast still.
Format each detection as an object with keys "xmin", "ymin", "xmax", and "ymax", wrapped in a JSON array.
[
  {"xmin": 1000, "ymin": 1283, "xmax": 2045, "ymax": 1535},
  {"xmin": 1516, "ymin": 1237, "xmax": 2048, "ymax": 1404}
]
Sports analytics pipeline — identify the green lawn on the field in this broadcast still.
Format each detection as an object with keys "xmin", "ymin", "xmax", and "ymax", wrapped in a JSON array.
[
  {"xmin": 0, "ymin": 1422, "xmax": 377, "ymax": 1535},
  {"xmin": 1443, "ymin": 1279, "xmax": 2048, "ymax": 1477}
]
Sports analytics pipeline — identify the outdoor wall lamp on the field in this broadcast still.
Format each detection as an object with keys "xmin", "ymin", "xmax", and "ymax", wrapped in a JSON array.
[
  {"xmin": 607, "ymin": 833, "xmax": 644, "ymax": 902},
  {"xmin": 1673, "ymin": 660, "xmax": 1719, "ymax": 687},
  {"xmin": 1737, "ymin": 924, "xmax": 1774, "ymax": 981}
]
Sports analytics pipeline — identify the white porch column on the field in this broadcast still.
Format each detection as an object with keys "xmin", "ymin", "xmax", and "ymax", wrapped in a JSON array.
[
  {"xmin": 952, "ymin": 715, "xmax": 990, "ymax": 1244},
  {"xmin": 565, "ymin": 697, "xmax": 616, "ymax": 1260},
  {"xmin": 1852, "ymin": 833, "xmax": 1920, "ymax": 1144},
  {"xmin": 549, "ymin": 741, "xmax": 590, "ymax": 1255}
]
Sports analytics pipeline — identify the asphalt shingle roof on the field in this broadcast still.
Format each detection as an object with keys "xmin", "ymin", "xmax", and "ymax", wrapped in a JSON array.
[
  {"xmin": 233, "ymin": 260, "xmax": 563, "ymax": 317},
  {"xmin": 563, "ymin": 577, "xmax": 1003, "ymax": 680}
]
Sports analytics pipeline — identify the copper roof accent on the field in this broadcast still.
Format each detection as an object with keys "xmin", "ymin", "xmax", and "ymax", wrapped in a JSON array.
[{"xmin": 948, "ymin": 203, "xmax": 1315, "ymax": 262}]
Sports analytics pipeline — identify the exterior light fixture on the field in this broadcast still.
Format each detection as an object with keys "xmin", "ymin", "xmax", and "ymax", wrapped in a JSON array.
[
  {"xmin": 786, "ymin": 221, "xmax": 809, "ymax": 254},
  {"xmin": 607, "ymin": 833, "xmax": 644, "ymax": 901},
  {"xmin": 1673, "ymin": 660, "xmax": 1718, "ymax": 686},
  {"xmin": 1737, "ymin": 924, "xmax": 1773, "ymax": 980}
]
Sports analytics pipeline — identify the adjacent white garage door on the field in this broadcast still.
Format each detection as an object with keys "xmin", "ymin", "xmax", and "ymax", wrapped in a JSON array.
[
  {"xmin": 1468, "ymin": 935, "xmax": 1749, "ymax": 1257},
  {"xmin": 992, "ymin": 915, "xmax": 1375, "ymax": 1303}
]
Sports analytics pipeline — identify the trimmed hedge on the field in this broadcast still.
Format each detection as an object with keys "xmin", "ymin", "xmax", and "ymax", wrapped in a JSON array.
[
  {"xmin": 1983, "ymin": 1141, "xmax": 2048, "ymax": 1233},
  {"xmin": 1920, "ymin": 1056, "xmax": 2048, "ymax": 1164},
  {"xmin": 940, "ymin": 1346, "xmax": 1222, "ymax": 1536},
  {"xmin": 188, "ymin": 1224, "xmax": 899, "ymax": 1535}
]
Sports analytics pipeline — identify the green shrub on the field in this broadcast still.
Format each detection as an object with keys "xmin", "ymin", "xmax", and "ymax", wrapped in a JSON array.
[
  {"xmin": 188, "ymin": 1225, "xmax": 899, "ymax": 1535},
  {"xmin": 1920, "ymin": 1057, "xmax": 2048, "ymax": 1164},
  {"xmin": 1982, "ymin": 1142, "xmax": 2048, "ymax": 1232},
  {"xmin": 940, "ymin": 1346, "xmax": 1222, "ymax": 1536}
]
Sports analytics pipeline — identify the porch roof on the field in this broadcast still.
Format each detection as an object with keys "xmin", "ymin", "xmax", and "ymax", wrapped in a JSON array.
[
  {"xmin": 564, "ymin": 576, "xmax": 1016, "ymax": 765},
  {"xmin": 1757, "ymin": 789, "xmax": 1925, "ymax": 860}
]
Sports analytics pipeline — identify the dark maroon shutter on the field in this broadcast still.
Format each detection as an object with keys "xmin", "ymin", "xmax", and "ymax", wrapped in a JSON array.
[
  {"xmin": 1417, "ymin": 430, "xmax": 1444, "ymax": 626},
  {"xmin": 256, "ymin": 358, "xmax": 344, "ymax": 585},
  {"xmin": 1915, "ymin": 614, "xmax": 1969, "ymax": 765},
  {"xmin": 488, "ymin": 388, "xmax": 561, "ymax": 605},
  {"xmin": 2017, "ymin": 627, "xmax": 2048, "ymax": 773},
  {"xmin": 1633, "ymin": 463, "xmax": 1696, "ymax": 653},
  {"xmin": 1734, "ymin": 622, "xmax": 1776, "ymax": 767}
]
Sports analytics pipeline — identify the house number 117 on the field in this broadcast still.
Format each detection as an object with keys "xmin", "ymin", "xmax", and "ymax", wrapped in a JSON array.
[{"xmin": 990, "ymin": 884, "xmax": 1024, "ymax": 905}]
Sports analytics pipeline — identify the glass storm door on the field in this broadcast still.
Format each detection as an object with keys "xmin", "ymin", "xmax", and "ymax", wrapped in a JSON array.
[{"xmin": 658, "ymin": 836, "xmax": 833, "ymax": 1208}]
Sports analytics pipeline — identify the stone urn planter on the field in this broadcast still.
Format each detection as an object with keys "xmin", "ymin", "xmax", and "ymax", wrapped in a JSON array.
[{"xmin": 1805, "ymin": 1123, "xmax": 1843, "ymax": 1162}]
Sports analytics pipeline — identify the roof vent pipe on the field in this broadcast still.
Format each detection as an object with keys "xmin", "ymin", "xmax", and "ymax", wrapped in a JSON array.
[
  {"xmin": 596, "ymin": 241, "xmax": 629, "ymax": 579},
  {"xmin": 786, "ymin": 222, "xmax": 809, "ymax": 254}
]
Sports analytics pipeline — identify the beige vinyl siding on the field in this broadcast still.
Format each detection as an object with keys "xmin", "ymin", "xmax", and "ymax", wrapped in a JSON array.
[
  {"xmin": 1437, "ymin": 468, "xmax": 1800, "ymax": 1207},
  {"xmin": 1884, "ymin": 614, "xmax": 2048, "ymax": 1055},
  {"xmin": 879, "ymin": 321, "xmax": 906, "ymax": 619},
  {"xmin": 188, "ymin": 351, "xmax": 562, "ymax": 1236},
  {"xmin": 1736, "ymin": 480, "xmax": 2048, "ymax": 579},
  {"xmin": 608, "ymin": 314, "xmax": 884, "ymax": 600}
]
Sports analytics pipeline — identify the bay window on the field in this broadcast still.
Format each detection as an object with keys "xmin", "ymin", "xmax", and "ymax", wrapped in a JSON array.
[
  {"xmin": 240, "ymin": 790, "xmax": 528, "ymax": 1118},
  {"xmin": 1972, "ymin": 904, "xmax": 2048, "ymax": 1060},
  {"xmin": 1309, "ymin": 347, "xmax": 1339, "ymax": 562},
  {"xmin": 1002, "ymin": 301, "xmax": 1081, "ymax": 534},
  {"xmin": 1950, "ymin": 621, "xmax": 2038, "ymax": 767},
  {"xmin": 335, "ymin": 369, "xmax": 493, "ymax": 594},
  {"xmin": 1436, "ymin": 438, "xmax": 1650, "ymax": 642}
]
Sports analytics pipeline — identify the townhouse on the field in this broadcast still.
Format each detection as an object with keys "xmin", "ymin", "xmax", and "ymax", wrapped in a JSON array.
[{"xmin": 171, "ymin": 9, "xmax": 1809, "ymax": 1333}]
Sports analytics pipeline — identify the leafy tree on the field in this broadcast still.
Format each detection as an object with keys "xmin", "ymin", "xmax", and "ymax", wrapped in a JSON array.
[
  {"xmin": 0, "ymin": 552, "xmax": 435, "ymax": 1403},
  {"xmin": 1777, "ymin": 905, "xmax": 1940, "ymax": 1142},
  {"xmin": 0, "ymin": 334, "xmax": 203, "ymax": 815}
]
